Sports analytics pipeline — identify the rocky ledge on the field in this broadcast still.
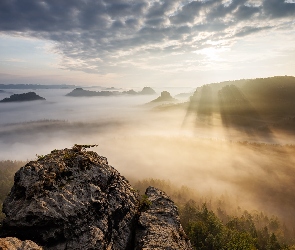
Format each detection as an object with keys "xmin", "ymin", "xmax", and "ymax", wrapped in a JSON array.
[{"xmin": 0, "ymin": 145, "xmax": 192, "ymax": 250}]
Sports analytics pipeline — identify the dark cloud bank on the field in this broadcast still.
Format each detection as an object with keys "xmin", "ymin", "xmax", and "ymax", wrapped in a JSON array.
[{"xmin": 0, "ymin": 0, "xmax": 294, "ymax": 73}]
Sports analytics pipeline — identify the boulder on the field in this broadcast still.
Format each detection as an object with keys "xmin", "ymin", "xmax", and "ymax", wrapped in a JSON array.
[
  {"xmin": 1, "ymin": 145, "xmax": 139, "ymax": 249},
  {"xmin": 135, "ymin": 187, "xmax": 192, "ymax": 249}
]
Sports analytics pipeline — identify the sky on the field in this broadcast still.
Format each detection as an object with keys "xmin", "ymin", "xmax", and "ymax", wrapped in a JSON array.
[{"xmin": 0, "ymin": 0, "xmax": 295, "ymax": 88}]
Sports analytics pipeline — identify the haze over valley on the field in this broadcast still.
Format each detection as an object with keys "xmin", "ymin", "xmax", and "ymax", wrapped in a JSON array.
[{"xmin": 1, "ymin": 77, "xmax": 295, "ymax": 238}]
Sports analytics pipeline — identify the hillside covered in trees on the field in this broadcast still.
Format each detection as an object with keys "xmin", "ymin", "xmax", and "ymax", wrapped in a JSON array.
[
  {"xmin": 183, "ymin": 76, "xmax": 295, "ymax": 134},
  {"xmin": 134, "ymin": 178, "xmax": 294, "ymax": 250}
]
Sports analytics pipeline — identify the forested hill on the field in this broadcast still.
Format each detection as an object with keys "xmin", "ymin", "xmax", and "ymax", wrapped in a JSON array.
[
  {"xmin": 184, "ymin": 76, "xmax": 295, "ymax": 132},
  {"xmin": 204, "ymin": 76, "xmax": 295, "ymax": 94},
  {"xmin": 189, "ymin": 76, "xmax": 295, "ymax": 102}
]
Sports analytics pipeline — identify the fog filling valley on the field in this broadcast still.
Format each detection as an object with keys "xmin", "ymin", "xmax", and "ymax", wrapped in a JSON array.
[{"xmin": 1, "ymin": 88, "xmax": 295, "ymax": 230}]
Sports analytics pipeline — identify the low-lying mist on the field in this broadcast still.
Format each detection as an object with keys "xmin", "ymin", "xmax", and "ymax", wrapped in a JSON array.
[{"xmin": 1, "ymin": 88, "xmax": 295, "ymax": 231}]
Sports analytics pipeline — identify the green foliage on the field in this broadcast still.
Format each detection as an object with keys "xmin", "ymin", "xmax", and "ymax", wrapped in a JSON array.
[
  {"xmin": 72, "ymin": 144, "xmax": 98, "ymax": 152},
  {"xmin": 63, "ymin": 151, "xmax": 75, "ymax": 160},
  {"xmin": 36, "ymin": 154, "xmax": 45, "ymax": 160},
  {"xmin": 139, "ymin": 194, "xmax": 152, "ymax": 211},
  {"xmin": 180, "ymin": 202, "xmax": 286, "ymax": 250},
  {"xmin": 183, "ymin": 202, "xmax": 225, "ymax": 250}
]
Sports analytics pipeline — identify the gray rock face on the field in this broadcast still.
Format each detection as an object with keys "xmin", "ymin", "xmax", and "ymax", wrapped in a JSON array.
[
  {"xmin": 2, "ymin": 145, "xmax": 139, "ymax": 249},
  {"xmin": 1, "ymin": 146, "xmax": 192, "ymax": 249},
  {"xmin": 135, "ymin": 187, "xmax": 192, "ymax": 250},
  {"xmin": 0, "ymin": 237, "xmax": 43, "ymax": 250}
]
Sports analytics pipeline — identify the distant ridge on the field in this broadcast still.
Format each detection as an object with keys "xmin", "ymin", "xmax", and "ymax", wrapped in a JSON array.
[
  {"xmin": 0, "ymin": 84, "xmax": 77, "ymax": 89},
  {"xmin": 66, "ymin": 87, "xmax": 156, "ymax": 97},
  {"xmin": 0, "ymin": 92, "xmax": 46, "ymax": 102},
  {"xmin": 66, "ymin": 88, "xmax": 117, "ymax": 97}
]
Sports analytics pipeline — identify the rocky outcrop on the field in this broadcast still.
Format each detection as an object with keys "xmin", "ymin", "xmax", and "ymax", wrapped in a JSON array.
[
  {"xmin": 150, "ymin": 91, "xmax": 177, "ymax": 103},
  {"xmin": 135, "ymin": 187, "xmax": 192, "ymax": 249},
  {"xmin": 0, "ymin": 237, "xmax": 43, "ymax": 250},
  {"xmin": 1, "ymin": 145, "xmax": 138, "ymax": 249},
  {"xmin": 0, "ymin": 92, "xmax": 46, "ymax": 102},
  {"xmin": 1, "ymin": 145, "xmax": 192, "ymax": 250},
  {"xmin": 139, "ymin": 87, "xmax": 156, "ymax": 95}
]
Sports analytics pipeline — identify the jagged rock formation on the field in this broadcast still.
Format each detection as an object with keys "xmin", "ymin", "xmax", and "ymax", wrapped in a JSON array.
[
  {"xmin": 150, "ymin": 91, "xmax": 177, "ymax": 103},
  {"xmin": 135, "ymin": 187, "xmax": 192, "ymax": 249},
  {"xmin": 0, "ymin": 145, "xmax": 192, "ymax": 250},
  {"xmin": 0, "ymin": 92, "xmax": 46, "ymax": 102},
  {"xmin": 123, "ymin": 87, "xmax": 156, "ymax": 95},
  {"xmin": 0, "ymin": 237, "xmax": 43, "ymax": 250},
  {"xmin": 139, "ymin": 87, "xmax": 156, "ymax": 95}
]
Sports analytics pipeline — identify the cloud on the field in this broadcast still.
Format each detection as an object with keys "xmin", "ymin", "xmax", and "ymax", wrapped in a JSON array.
[
  {"xmin": 234, "ymin": 4, "xmax": 260, "ymax": 19},
  {"xmin": 234, "ymin": 25, "xmax": 273, "ymax": 37},
  {"xmin": 263, "ymin": 0, "xmax": 295, "ymax": 18},
  {"xmin": 0, "ymin": 0, "xmax": 294, "ymax": 74},
  {"xmin": 169, "ymin": 1, "xmax": 204, "ymax": 24}
]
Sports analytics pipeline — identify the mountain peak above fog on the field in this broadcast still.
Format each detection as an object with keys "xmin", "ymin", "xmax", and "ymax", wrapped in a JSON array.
[
  {"xmin": 0, "ymin": 92, "xmax": 46, "ymax": 102},
  {"xmin": 139, "ymin": 87, "xmax": 157, "ymax": 95},
  {"xmin": 151, "ymin": 91, "xmax": 178, "ymax": 103}
]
